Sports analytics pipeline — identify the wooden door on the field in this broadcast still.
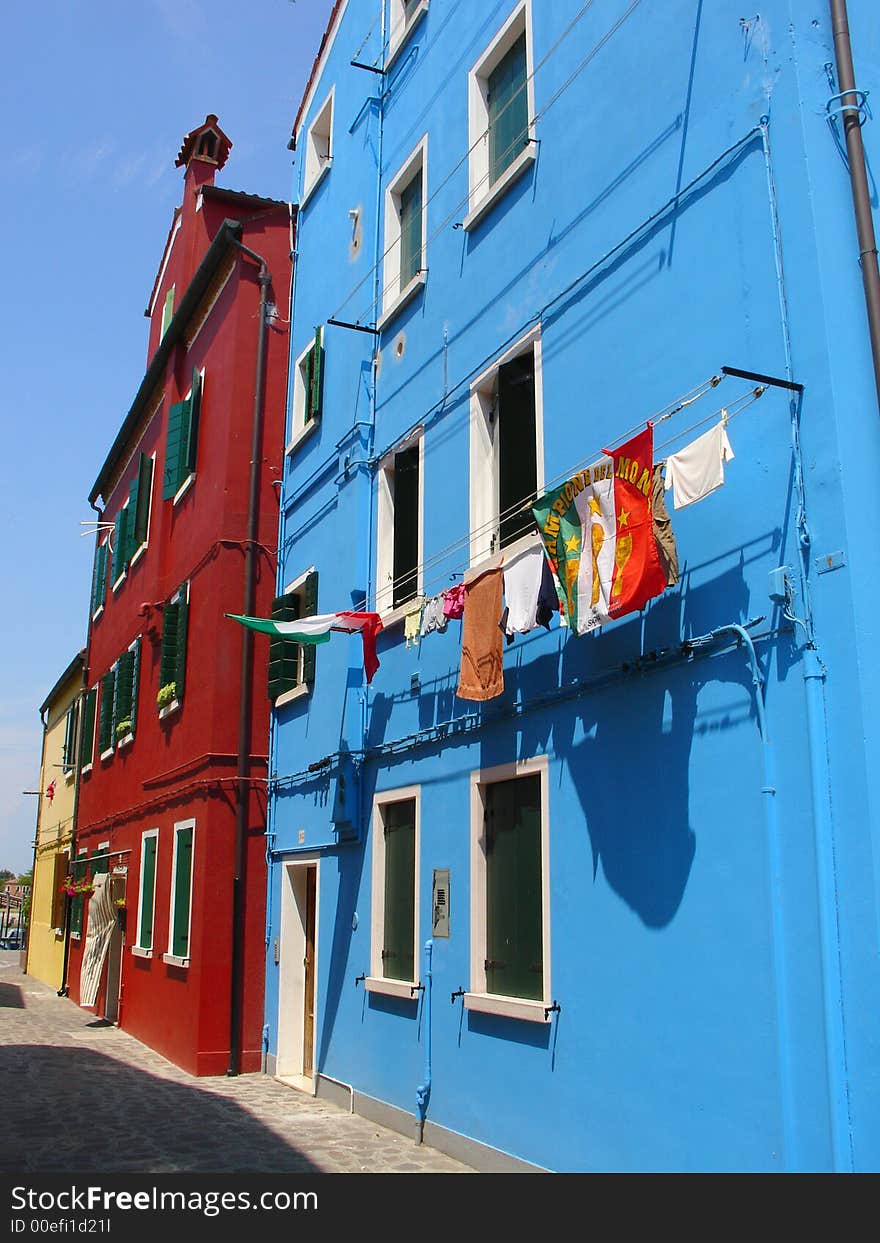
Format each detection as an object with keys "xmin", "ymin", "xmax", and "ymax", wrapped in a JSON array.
[{"xmin": 302, "ymin": 866, "xmax": 317, "ymax": 1078}]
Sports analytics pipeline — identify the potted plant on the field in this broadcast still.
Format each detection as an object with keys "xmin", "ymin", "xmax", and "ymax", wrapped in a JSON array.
[
  {"xmin": 115, "ymin": 718, "xmax": 132, "ymax": 741},
  {"xmin": 157, "ymin": 682, "xmax": 176, "ymax": 710},
  {"xmin": 60, "ymin": 875, "xmax": 95, "ymax": 900}
]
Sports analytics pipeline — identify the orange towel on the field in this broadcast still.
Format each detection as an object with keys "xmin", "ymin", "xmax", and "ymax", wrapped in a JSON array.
[{"xmin": 456, "ymin": 563, "xmax": 504, "ymax": 701}]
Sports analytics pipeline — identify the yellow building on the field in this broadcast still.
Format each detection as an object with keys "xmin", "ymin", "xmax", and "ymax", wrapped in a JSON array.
[{"xmin": 26, "ymin": 652, "xmax": 84, "ymax": 989}]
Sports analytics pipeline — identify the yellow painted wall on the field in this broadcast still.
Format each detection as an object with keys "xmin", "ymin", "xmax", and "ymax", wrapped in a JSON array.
[{"xmin": 26, "ymin": 666, "xmax": 80, "ymax": 989}]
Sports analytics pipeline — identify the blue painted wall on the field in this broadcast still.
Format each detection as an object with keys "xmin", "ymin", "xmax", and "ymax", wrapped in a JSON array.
[{"xmin": 265, "ymin": 0, "xmax": 880, "ymax": 1171}]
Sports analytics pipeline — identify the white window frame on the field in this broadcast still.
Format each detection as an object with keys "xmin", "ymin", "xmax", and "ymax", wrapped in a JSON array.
[
  {"xmin": 132, "ymin": 828, "xmax": 159, "ymax": 959},
  {"xmin": 466, "ymin": 755, "xmax": 551, "ymax": 1023},
  {"xmin": 129, "ymin": 452, "xmax": 157, "ymax": 570},
  {"xmin": 469, "ymin": 326, "xmax": 544, "ymax": 568},
  {"xmin": 366, "ymin": 785, "xmax": 421, "ymax": 999},
  {"xmin": 274, "ymin": 566, "xmax": 317, "ymax": 709},
  {"xmin": 301, "ymin": 87, "xmax": 334, "ymax": 208},
  {"xmin": 378, "ymin": 136, "xmax": 428, "ymax": 332},
  {"xmin": 287, "ymin": 338, "xmax": 322, "ymax": 454},
  {"xmin": 164, "ymin": 818, "xmax": 195, "ymax": 968},
  {"xmin": 386, "ymin": 0, "xmax": 429, "ymax": 70},
  {"xmin": 464, "ymin": 0, "xmax": 536, "ymax": 233},
  {"xmin": 376, "ymin": 429, "xmax": 424, "ymax": 621}
]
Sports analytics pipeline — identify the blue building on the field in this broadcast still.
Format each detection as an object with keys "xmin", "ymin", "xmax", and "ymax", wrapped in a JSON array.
[{"xmin": 264, "ymin": 0, "xmax": 880, "ymax": 1172}]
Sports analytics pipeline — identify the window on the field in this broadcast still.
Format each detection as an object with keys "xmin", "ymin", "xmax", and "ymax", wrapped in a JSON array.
[
  {"xmin": 465, "ymin": 2, "xmax": 535, "ymax": 232},
  {"xmin": 97, "ymin": 668, "xmax": 116, "ymax": 758},
  {"xmin": 50, "ymin": 852, "xmax": 69, "ymax": 932},
  {"xmin": 79, "ymin": 686, "xmax": 97, "ymax": 772},
  {"xmin": 90, "ymin": 539, "xmax": 108, "ymax": 618},
  {"xmin": 62, "ymin": 701, "xmax": 79, "ymax": 777},
  {"xmin": 379, "ymin": 138, "xmax": 427, "ymax": 329},
  {"xmin": 376, "ymin": 432, "xmax": 423, "ymax": 615},
  {"xmin": 161, "ymin": 286, "xmax": 175, "ymax": 338},
  {"xmin": 113, "ymin": 638, "xmax": 141, "ymax": 745},
  {"xmin": 468, "ymin": 757, "xmax": 550, "ymax": 1021},
  {"xmin": 70, "ymin": 851, "xmax": 88, "ymax": 937},
  {"xmin": 367, "ymin": 787, "xmax": 420, "ymax": 997},
  {"xmin": 287, "ymin": 329, "xmax": 324, "ymax": 451},
  {"xmin": 165, "ymin": 820, "xmax": 194, "ymax": 965},
  {"xmin": 269, "ymin": 570, "xmax": 319, "ymax": 705},
  {"xmin": 162, "ymin": 368, "xmax": 203, "ymax": 501},
  {"xmin": 111, "ymin": 500, "xmax": 131, "ymax": 589},
  {"xmin": 386, "ymin": 0, "xmax": 429, "ymax": 68},
  {"xmin": 470, "ymin": 332, "xmax": 543, "ymax": 564},
  {"xmin": 158, "ymin": 582, "xmax": 189, "ymax": 713},
  {"xmin": 134, "ymin": 830, "xmax": 158, "ymax": 955},
  {"xmin": 302, "ymin": 89, "xmax": 334, "ymax": 206},
  {"xmin": 109, "ymin": 452, "xmax": 155, "ymax": 587}
]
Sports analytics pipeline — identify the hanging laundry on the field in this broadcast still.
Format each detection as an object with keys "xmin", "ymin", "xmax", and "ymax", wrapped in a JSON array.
[
  {"xmin": 532, "ymin": 426, "xmax": 668, "ymax": 635},
  {"xmin": 502, "ymin": 541, "xmax": 546, "ymax": 637},
  {"xmin": 420, "ymin": 594, "xmax": 449, "ymax": 636},
  {"xmin": 535, "ymin": 556, "xmax": 561, "ymax": 630},
  {"xmin": 404, "ymin": 598, "xmax": 423, "ymax": 648},
  {"xmin": 456, "ymin": 562, "xmax": 504, "ymax": 701},
  {"xmin": 651, "ymin": 463, "xmax": 679, "ymax": 587},
  {"xmin": 663, "ymin": 418, "xmax": 734, "ymax": 510},
  {"xmin": 227, "ymin": 609, "xmax": 384, "ymax": 683},
  {"xmin": 442, "ymin": 582, "xmax": 466, "ymax": 619}
]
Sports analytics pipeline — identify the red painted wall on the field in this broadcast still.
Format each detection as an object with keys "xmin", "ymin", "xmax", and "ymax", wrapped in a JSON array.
[{"xmin": 69, "ymin": 145, "xmax": 291, "ymax": 1076}]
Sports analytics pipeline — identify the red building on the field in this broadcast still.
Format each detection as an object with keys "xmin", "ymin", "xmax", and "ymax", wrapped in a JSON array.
[{"xmin": 67, "ymin": 116, "xmax": 292, "ymax": 1075}]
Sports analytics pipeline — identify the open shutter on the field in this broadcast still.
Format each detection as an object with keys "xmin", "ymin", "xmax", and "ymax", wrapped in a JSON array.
[
  {"xmin": 307, "ymin": 329, "xmax": 323, "ymax": 421},
  {"xmin": 133, "ymin": 454, "xmax": 153, "ymax": 548},
  {"xmin": 62, "ymin": 703, "xmax": 79, "ymax": 773},
  {"xmin": 302, "ymin": 572, "xmax": 319, "ymax": 686},
  {"xmin": 174, "ymin": 590, "xmax": 189, "ymax": 702},
  {"xmin": 80, "ymin": 688, "xmax": 97, "ymax": 768},
  {"xmin": 268, "ymin": 592, "xmax": 301, "ymax": 701},
  {"xmin": 163, "ymin": 401, "xmax": 187, "ymax": 499},
  {"xmin": 182, "ymin": 368, "xmax": 202, "ymax": 478},
  {"xmin": 111, "ymin": 510, "xmax": 125, "ymax": 581},
  {"xmin": 114, "ymin": 650, "xmax": 134, "ymax": 738},
  {"xmin": 138, "ymin": 836, "xmax": 157, "ymax": 950},
  {"xmin": 98, "ymin": 671, "xmax": 115, "ymax": 754},
  {"xmin": 129, "ymin": 639, "xmax": 141, "ymax": 735},
  {"xmin": 91, "ymin": 542, "xmax": 108, "ymax": 614},
  {"xmin": 171, "ymin": 827, "xmax": 193, "ymax": 958},
  {"xmin": 70, "ymin": 856, "xmax": 87, "ymax": 936}
]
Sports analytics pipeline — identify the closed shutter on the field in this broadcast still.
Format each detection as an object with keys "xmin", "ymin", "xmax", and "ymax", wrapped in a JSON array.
[
  {"xmin": 159, "ymin": 600, "xmax": 179, "ymax": 692},
  {"xmin": 111, "ymin": 509, "xmax": 126, "ymax": 582},
  {"xmin": 133, "ymin": 454, "xmax": 154, "ymax": 548},
  {"xmin": 382, "ymin": 798, "xmax": 416, "ymax": 982},
  {"xmin": 302, "ymin": 571, "xmax": 319, "ymax": 686},
  {"xmin": 399, "ymin": 172, "xmax": 423, "ymax": 288},
  {"xmin": 91, "ymin": 542, "xmax": 108, "ymax": 614},
  {"xmin": 171, "ymin": 827, "xmax": 193, "ymax": 958},
  {"xmin": 488, "ymin": 32, "xmax": 528, "ymax": 186},
  {"xmin": 97, "ymin": 671, "xmax": 116, "ymax": 754},
  {"xmin": 70, "ymin": 856, "xmax": 87, "ymax": 936},
  {"xmin": 114, "ymin": 649, "xmax": 135, "ymax": 737},
  {"xmin": 484, "ymin": 775, "xmax": 542, "ymax": 1001},
  {"xmin": 163, "ymin": 400, "xmax": 187, "ymax": 499},
  {"xmin": 91, "ymin": 850, "xmax": 110, "ymax": 878},
  {"xmin": 51, "ymin": 853, "xmax": 69, "ymax": 930},
  {"xmin": 307, "ymin": 330, "xmax": 323, "ymax": 421},
  {"xmin": 161, "ymin": 287, "xmax": 175, "ymax": 337},
  {"xmin": 268, "ymin": 592, "xmax": 301, "ymax": 701},
  {"xmin": 79, "ymin": 688, "xmax": 97, "ymax": 768},
  {"xmin": 62, "ymin": 703, "xmax": 79, "ymax": 773},
  {"xmin": 138, "ymin": 836, "xmax": 157, "ymax": 950}
]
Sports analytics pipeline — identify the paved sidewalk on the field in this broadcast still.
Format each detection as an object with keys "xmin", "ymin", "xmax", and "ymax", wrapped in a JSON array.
[{"xmin": 0, "ymin": 954, "xmax": 473, "ymax": 1175}]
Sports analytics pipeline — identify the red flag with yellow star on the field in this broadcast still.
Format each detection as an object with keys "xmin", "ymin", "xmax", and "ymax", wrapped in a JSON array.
[{"xmin": 532, "ymin": 425, "xmax": 667, "ymax": 634}]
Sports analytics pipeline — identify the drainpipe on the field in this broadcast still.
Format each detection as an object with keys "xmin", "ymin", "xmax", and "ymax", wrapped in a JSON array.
[
  {"xmin": 227, "ymin": 239, "xmax": 272, "ymax": 1077},
  {"xmin": 415, "ymin": 938, "xmax": 433, "ymax": 1143},
  {"xmin": 25, "ymin": 707, "xmax": 48, "ymax": 975},
  {"xmin": 829, "ymin": 0, "xmax": 880, "ymax": 413}
]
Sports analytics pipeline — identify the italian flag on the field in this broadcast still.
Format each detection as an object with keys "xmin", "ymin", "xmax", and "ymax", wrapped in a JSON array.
[
  {"xmin": 532, "ymin": 426, "xmax": 668, "ymax": 635},
  {"xmin": 228, "ymin": 611, "xmax": 384, "ymax": 682}
]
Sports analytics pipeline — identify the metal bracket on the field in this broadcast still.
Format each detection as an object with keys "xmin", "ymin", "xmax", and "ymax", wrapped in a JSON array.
[
  {"xmin": 410, "ymin": 983, "xmax": 425, "ymax": 997},
  {"xmin": 826, "ymin": 89, "xmax": 870, "ymax": 126},
  {"xmin": 544, "ymin": 1000, "xmax": 561, "ymax": 1021},
  {"xmin": 351, "ymin": 60, "xmax": 385, "ymax": 76},
  {"xmin": 327, "ymin": 317, "xmax": 379, "ymax": 336},
  {"xmin": 721, "ymin": 364, "xmax": 803, "ymax": 393},
  {"xmin": 355, "ymin": 973, "xmax": 366, "ymax": 987},
  {"xmin": 451, "ymin": 987, "xmax": 465, "ymax": 1005}
]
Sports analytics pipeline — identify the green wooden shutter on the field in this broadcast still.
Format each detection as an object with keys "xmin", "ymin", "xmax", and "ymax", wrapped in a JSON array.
[
  {"xmin": 79, "ymin": 688, "xmax": 97, "ymax": 768},
  {"xmin": 159, "ymin": 601, "xmax": 179, "ymax": 694},
  {"xmin": 171, "ymin": 827, "xmax": 194, "ymax": 958},
  {"xmin": 91, "ymin": 850, "xmax": 110, "ymax": 878},
  {"xmin": 133, "ymin": 454, "xmax": 153, "ymax": 548},
  {"xmin": 268, "ymin": 592, "xmax": 301, "ymax": 701},
  {"xmin": 488, "ymin": 32, "xmax": 528, "ymax": 186},
  {"xmin": 382, "ymin": 799, "xmax": 416, "ymax": 982},
  {"xmin": 484, "ymin": 775, "xmax": 543, "ymax": 1000},
  {"xmin": 98, "ymin": 670, "xmax": 116, "ymax": 754},
  {"xmin": 182, "ymin": 369, "xmax": 202, "ymax": 477},
  {"xmin": 70, "ymin": 856, "xmax": 87, "ymax": 936},
  {"xmin": 174, "ymin": 590, "xmax": 189, "ymax": 702},
  {"xmin": 163, "ymin": 401, "xmax": 187, "ymax": 499},
  {"xmin": 91, "ymin": 542, "xmax": 108, "ymax": 614},
  {"xmin": 111, "ymin": 510, "xmax": 125, "ymax": 581},
  {"xmin": 129, "ymin": 639, "xmax": 141, "ymax": 735},
  {"xmin": 399, "ymin": 172, "xmax": 423, "ymax": 288},
  {"xmin": 138, "ymin": 836, "xmax": 157, "ymax": 950},
  {"xmin": 302, "ymin": 572, "xmax": 319, "ymax": 686},
  {"xmin": 307, "ymin": 329, "xmax": 323, "ymax": 422},
  {"xmin": 62, "ymin": 703, "xmax": 79, "ymax": 773},
  {"xmin": 161, "ymin": 287, "xmax": 175, "ymax": 337},
  {"xmin": 114, "ymin": 650, "xmax": 134, "ymax": 737}
]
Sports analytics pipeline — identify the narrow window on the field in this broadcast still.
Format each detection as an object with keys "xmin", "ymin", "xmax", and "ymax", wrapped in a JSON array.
[
  {"xmin": 62, "ymin": 702, "xmax": 79, "ymax": 776},
  {"xmin": 399, "ymin": 171, "xmax": 423, "ymax": 290},
  {"xmin": 488, "ymin": 32, "xmax": 528, "ymax": 186},
  {"xmin": 129, "ymin": 453, "xmax": 155, "ymax": 560},
  {"xmin": 97, "ymin": 669, "xmax": 117, "ymax": 756},
  {"xmin": 288, "ymin": 330, "xmax": 324, "ymax": 449},
  {"xmin": 69, "ymin": 853, "xmax": 88, "ymax": 937},
  {"xmin": 158, "ymin": 583, "xmax": 189, "ymax": 711},
  {"xmin": 161, "ymin": 286, "xmax": 175, "ymax": 338},
  {"xmin": 377, "ymin": 434, "xmax": 423, "ymax": 614},
  {"xmin": 381, "ymin": 798, "xmax": 417, "ymax": 983},
  {"xmin": 113, "ymin": 639, "xmax": 140, "ymax": 743},
  {"xmin": 136, "ymin": 832, "xmax": 158, "ymax": 952},
  {"xmin": 303, "ymin": 90, "xmax": 334, "ymax": 203},
  {"xmin": 111, "ymin": 502, "xmax": 131, "ymax": 586},
  {"xmin": 79, "ymin": 687, "xmax": 97, "ymax": 771},
  {"xmin": 268, "ymin": 570, "xmax": 319, "ymax": 703},
  {"xmin": 91, "ymin": 540, "xmax": 108, "ymax": 617},
  {"xmin": 51, "ymin": 852, "xmax": 69, "ymax": 932},
  {"xmin": 381, "ymin": 138, "xmax": 427, "ymax": 326},
  {"xmin": 168, "ymin": 822, "xmax": 194, "ymax": 962},
  {"xmin": 483, "ymin": 774, "xmax": 543, "ymax": 1000},
  {"xmin": 162, "ymin": 369, "xmax": 202, "ymax": 501}
]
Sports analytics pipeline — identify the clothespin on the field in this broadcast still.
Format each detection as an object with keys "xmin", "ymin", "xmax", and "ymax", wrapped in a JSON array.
[{"xmin": 721, "ymin": 407, "xmax": 728, "ymax": 426}]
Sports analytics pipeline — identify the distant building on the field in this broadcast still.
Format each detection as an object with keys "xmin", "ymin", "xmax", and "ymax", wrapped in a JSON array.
[{"xmin": 66, "ymin": 116, "xmax": 292, "ymax": 1075}]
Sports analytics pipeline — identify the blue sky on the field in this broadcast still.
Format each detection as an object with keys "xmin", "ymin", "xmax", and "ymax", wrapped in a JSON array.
[{"xmin": 0, "ymin": 0, "xmax": 334, "ymax": 873}]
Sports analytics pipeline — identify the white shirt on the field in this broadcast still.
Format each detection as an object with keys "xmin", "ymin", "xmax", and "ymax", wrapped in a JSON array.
[{"xmin": 664, "ymin": 421, "xmax": 734, "ymax": 510}]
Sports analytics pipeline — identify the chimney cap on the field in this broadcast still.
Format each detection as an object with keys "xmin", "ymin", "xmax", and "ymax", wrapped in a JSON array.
[{"xmin": 175, "ymin": 114, "xmax": 232, "ymax": 171}]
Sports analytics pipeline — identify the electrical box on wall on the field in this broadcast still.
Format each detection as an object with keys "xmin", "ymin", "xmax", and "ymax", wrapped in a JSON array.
[{"xmin": 432, "ymin": 869, "xmax": 450, "ymax": 938}]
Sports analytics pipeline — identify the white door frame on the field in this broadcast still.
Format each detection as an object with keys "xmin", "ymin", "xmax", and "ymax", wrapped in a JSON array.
[{"xmin": 276, "ymin": 855, "xmax": 321, "ymax": 1091}]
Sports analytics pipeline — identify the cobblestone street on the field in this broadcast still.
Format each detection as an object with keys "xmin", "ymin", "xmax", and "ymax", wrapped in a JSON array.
[{"xmin": 0, "ymin": 954, "xmax": 473, "ymax": 1175}]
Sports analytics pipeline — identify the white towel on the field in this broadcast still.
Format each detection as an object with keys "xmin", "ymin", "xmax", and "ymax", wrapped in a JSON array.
[
  {"xmin": 664, "ymin": 420, "xmax": 734, "ymax": 510},
  {"xmin": 502, "ymin": 542, "xmax": 545, "ymax": 636}
]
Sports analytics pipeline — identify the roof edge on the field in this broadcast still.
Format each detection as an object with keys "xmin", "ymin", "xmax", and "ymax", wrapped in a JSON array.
[{"xmin": 40, "ymin": 650, "xmax": 86, "ymax": 717}]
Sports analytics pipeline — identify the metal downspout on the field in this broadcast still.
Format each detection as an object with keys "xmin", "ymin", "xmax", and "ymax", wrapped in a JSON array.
[
  {"xmin": 829, "ymin": 0, "xmax": 880, "ymax": 413},
  {"xmin": 228, "ymin": 240, "xmax": 272, "ymax": 1076},
  {"xmin": 415, "ymin": 939, "xmax": 433, "ymax": 1142}
]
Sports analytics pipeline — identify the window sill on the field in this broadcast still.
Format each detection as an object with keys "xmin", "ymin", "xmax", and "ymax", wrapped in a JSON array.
[
  {"xmin": 131, "ymin": 946, "xmax": 152, "ymax": 960},
  {"xmin": 173, "ymin": 473, "xmax": 195, "ymax": 506},
  {"xmin": 116, "ymin": 733, "xmax": 134, "ymax": 751},
  {"xmin": 100, "ymin": 747, "xmax": 114, "ymax": 763},
  {"xmin": 158, "ymin": 699, "xmax": 181, "ymax": 721},
  {"xmin": 91, "ymin": 605, "xmax": 104, "ymax": 624},
  {"xmin": 377, "ymin": 270, "xmax": 427, "ymax": 333},
  {"xmin": 464, "ymin": 992, "xmax": 550, "ymax": 1023},
  {"xmin": 385, "ymin": 0, "xmax": 429, "ymax": 72},
  {"xmin": 70, "ymin": 933, "xmax": 81, "ymax": 942},
  {"xmin": 112, "ymin": 572, "xmax": 127, "ymax": 594},
  {"xmin": 470, "ymin": 530, "xmax": 538, "ymax": 575},
  {"xmin": 300, "ymin": 158, "xmax": 332, "ymax": 210},
  {"xmin": 463, "ymin": 144, "xmax": 537, "ymax": 234},
  {"xmin": 364, "ymin": 976, "xmax": 421, "ymax": 1000},
  {"xmin": 81, "ymin": 763, "xmax": 93, "ymax": 778},
  {"xmin": 64, "ymin": 770, "xmax": 75, "ymax": 784},
  {"xmin": 129, "ymin": 543, "xmax": 147, "ymax": 570},
  {"xmin": 274, "ymin": 682, "xmax": 310, "ymax": 710},
  {"xmin": 286, "ymin": 417, "xmax": 320, "ymax": 457},
  {"xmin": 377, "ymin": 596, "xmax": 423, "ymax": 629},
  {"xmin": 162, "ymin": 953, "xmax": 190, "ymax": 968}
]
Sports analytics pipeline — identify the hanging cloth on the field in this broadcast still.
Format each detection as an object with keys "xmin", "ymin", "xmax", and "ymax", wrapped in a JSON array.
[
  {"xmin": 442, "ymin": 582, "xmax": 466, "ymax": 619},
  {"xmin": 535, "ymin": 556, "xmax": 561, "ymax": 629},
  {"xmin": 664, "ymin": 418, "xmax": 734, "ymax": 510},
  {"xmin": 501, "ymin": 541, "xmax": 546, "ymax": 637},
  {"xmin": 79, "ymin": 873, "xmax": 117, "ymax": 1007},
  {"xmin": 651, "ymin": 463, "xmax": 679, "ymax": 586},
  {"xmin": 404, "ymin": 598, "xmax": 423, "ymax": 648},
  {"xmin": 420, "ymin": 594, "xmax": 449, "ymax": 636},
  {"xmin": 456, "ymin": 562, "xmax": 504, "ymax": 701}
]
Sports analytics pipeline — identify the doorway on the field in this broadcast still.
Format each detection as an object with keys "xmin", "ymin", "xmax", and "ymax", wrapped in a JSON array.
[
  {"xmin": 276, "ymin": 860, "xmax": 319, "ymax": 1088},
  {"xmin": 101, "ymin": 870, "xmax": 126, "ymax": 1023}
]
